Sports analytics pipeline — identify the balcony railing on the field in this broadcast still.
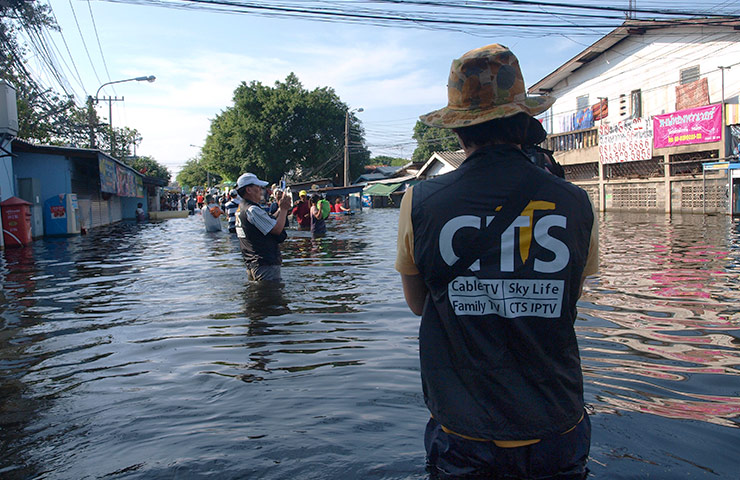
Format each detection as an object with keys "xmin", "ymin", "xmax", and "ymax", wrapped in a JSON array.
[{"xmin": 543, "ymin": 127, "xmax": 598, "ymax": 153}]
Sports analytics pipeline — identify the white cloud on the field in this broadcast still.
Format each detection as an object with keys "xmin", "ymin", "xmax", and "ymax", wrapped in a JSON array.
[{"xmin": 109, "ymin": 37, "xmax": 449, "ymax": 175}]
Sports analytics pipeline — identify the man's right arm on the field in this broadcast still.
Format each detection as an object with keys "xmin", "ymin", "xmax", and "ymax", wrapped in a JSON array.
[
  {"xmin": 579, "ymin": 209, "xmax": 599, "ymax": 297},
  {"xmin": 270, "ymin": 194, "xmax": 292, "ymax": 234}
]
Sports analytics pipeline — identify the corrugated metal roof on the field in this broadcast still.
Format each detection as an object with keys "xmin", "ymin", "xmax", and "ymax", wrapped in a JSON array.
[
  {"xmin": 370, "ymin": 174, "xmax": 417, "ymax": 185},
  {"xmin": 11, "ymin": 138, "xmax": 144, "ymax": 178},
  {"xmin": 363, "ymin": 182, "xmax": 402, "ymax": 196},
  {"xmin": 434, "ymin": 151, "xmax": 467, "ymax": 169},
  {"xmin": 417, "ymin": 150, "xmax": 467, "ymax": 178}
]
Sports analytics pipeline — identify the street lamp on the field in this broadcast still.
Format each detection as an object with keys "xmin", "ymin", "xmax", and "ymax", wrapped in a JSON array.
[
  {"xmin": 344, "ymin": 107, "xmax": 364, "ymax": 187},
  {"xmin": 87, "ymin": 75, "xmax": 156, "ymax": 152},
  {"xmin": 189, "ymin": 144, "xmax": 212, "ymax": 188}
]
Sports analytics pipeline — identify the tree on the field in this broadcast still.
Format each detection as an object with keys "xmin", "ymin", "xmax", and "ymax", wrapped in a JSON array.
[
  {"xmin": 411, "ymin": 121, "xmax": 460, "ymax": 163},
  {"xmin": 1, "ymin": 2, "xmax": 146, "ymax": 158},
  {"xmin": 124, "ymin": 155, "xmax": 171, "ymax": 184},
  {"xmin": 1, "ymin": 2, "xmax": 87, "ymax": 144},
  {"xmin": 371, "ymin": 155, "xmax": 409, "ymax": 166},
  {"xmin": 176, "ymin": 157, "xmax": 221, "ymax": 190},
  {"xmin": 202, "ymin": 73, "xmax": 370, "ymax": 185}
]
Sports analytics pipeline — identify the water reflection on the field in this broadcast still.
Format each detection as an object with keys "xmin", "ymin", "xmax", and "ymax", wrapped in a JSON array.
[
  {"xmin": 580, "ymin": 213, "xmax": 740, "ymax": 432},
  {"xmin": 243, "ymin": 279, "xmax": 290, "ymax": 321}
]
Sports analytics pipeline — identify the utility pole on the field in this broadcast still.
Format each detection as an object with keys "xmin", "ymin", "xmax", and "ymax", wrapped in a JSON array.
[
  {"xmin": 87, "ymin": 96, "xmax": 97, "ymax": 148},
  {"xmin": 719, "ymin": 66, "xmax": 731, "ymax": 162},
  {"xmin": 97, "ymin": 96, "xmax": 124, "ymax": 157},
  {"xmin": 343, "ymin": 107, "xmax": 364, "ymax": 187},
  {"xmin": 344, "ymin": 111, "xmax": 350, "ymax": 187},
  {"xmin": 719, "ymin": 66, "xmax": 731, "ymax": 105}
]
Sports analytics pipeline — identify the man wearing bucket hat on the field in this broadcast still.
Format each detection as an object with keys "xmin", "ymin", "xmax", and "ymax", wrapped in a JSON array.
[
  {"xmin": 235, "ymin": 172, "xmax": 291, "ymax": 281},
  {"xmin": 395, "ymin": 44, "xmax": 598, "ymax": 478}
]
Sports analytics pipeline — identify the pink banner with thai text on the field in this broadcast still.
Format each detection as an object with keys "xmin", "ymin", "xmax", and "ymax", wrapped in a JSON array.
[{"xmin": 653, "ymin": 104, "xmax": 722, "ymax": 149}]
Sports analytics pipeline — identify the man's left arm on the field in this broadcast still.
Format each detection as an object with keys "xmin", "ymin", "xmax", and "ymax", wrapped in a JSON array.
[{"xmin": 395, "ymin": 188, "xmax": 428, "ymax": 316}]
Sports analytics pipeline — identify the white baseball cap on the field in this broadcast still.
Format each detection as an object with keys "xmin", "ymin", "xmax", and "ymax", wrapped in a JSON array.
[{"xmin": 237, "ymin": 172, "xmax": 268, "ymax": 188}]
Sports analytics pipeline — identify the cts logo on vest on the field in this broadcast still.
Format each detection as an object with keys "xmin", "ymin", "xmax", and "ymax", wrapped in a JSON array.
[{"xmin": 438, "ymin": 201, "xmax": 570, "ymax": 274}]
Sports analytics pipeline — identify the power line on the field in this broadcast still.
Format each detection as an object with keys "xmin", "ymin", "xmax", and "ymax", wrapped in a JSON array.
[
  {"xmin": 46, "ymin": 1, "xmax": 88, "ymax": 98},
  {"xmin": 86, "ymin": 0, "xmax": 114, "ymax": 85},
  {"xmin": 97, "ymin": 0, "xmax": 740, "ymax": 36},
  {"xmin": 68, "ymin": 0, "xmax": 102, "ymax": 86}
]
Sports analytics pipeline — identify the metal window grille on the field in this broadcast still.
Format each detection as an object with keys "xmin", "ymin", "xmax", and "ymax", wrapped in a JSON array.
[
  {"xmin": 669, "ymin": 150, "xmax": 718, "ymax": 176},
  {"xmin": 604, "ymin": 157, "xmax": 663, "ymax": 179},
  {"xmin": 563, "ymin": 162, "xmax": 598, "ymax": 181},
  {"xmin": 680, "ymin": 66, "xmax": 700, "ymax": 85},
  {"xmin": 576, "ymin": 95, "xmax": 590, "ymax": 111}
]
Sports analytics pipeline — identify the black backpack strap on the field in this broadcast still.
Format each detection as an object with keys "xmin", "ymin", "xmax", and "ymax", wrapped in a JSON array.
[{"xmin": 450, "ymin": 169, "xmax": 539, "ymax": 279}]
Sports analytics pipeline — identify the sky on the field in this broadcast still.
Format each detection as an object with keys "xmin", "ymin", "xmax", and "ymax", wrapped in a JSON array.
[{"xmin": 37, "ymin": 0, "xmax": 610, "ymax": 178}]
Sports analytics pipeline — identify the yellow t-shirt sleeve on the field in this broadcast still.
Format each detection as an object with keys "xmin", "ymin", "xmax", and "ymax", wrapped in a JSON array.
[
  {"xmin": 395, "ymin": 188, "xmax": 420, "ymax": 276},
  {"xmin": 582, "ymin": 215, "xmax": 599, "ymax": 278}
]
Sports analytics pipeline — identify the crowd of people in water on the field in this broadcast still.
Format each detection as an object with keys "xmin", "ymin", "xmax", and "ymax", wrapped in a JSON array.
[{"xmin": 179, "ymin": 184, "xmax": 352, "ymax": 238}]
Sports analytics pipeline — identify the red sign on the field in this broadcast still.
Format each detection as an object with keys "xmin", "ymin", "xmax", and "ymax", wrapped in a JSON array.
[{"xmin": 50, "ymin": 205, "xmax": 66, "ymax": 218}]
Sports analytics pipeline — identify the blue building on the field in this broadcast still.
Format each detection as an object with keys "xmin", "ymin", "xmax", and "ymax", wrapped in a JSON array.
[{"xmin": 9, "ymin": 139, "xmax": 148, "ymax": 236}]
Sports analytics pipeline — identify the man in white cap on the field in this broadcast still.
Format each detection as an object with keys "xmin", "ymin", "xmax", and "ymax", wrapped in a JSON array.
[
  {"xmin": 235, "ymin": 172, "xmax": 291, "ymax": 281},
  {"xmin": 395, "ymin": 44, "xmax": 598, "ymax": 478}
]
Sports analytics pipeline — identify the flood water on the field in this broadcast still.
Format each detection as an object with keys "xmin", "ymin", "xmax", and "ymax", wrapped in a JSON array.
[{"xmin": 1, "ymin": 209, "xmax": 739, "ymax": 479}]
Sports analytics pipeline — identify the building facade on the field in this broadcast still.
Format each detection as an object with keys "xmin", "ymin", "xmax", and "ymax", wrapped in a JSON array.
[{"xmin": 529, "ymin": 18, "xmax": 740, "ymax": 214}]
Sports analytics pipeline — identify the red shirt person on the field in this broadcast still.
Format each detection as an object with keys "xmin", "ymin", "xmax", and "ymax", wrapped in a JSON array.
[
  {"xmin": 331, "ymin": 197, "xmax": 350, "ymax": 213},
  {"xmin": 291, "ymin": 190, "xmax": 311, "ymax": 230}
]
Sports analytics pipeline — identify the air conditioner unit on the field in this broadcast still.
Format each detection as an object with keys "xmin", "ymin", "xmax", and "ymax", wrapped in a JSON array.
[{"xmin": 0, "ymin": 80, "xmax": 19, "ymax": 137}]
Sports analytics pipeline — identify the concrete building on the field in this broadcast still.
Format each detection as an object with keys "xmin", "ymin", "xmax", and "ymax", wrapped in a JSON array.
[{"xmin": 528, "ymin": 17, "xmax": 740, "ymax": 214}]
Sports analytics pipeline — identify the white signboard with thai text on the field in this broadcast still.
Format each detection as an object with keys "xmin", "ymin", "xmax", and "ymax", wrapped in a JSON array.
[{"xmin": 598, "ymin": 118, "xmax": 654, "ymax": 164}]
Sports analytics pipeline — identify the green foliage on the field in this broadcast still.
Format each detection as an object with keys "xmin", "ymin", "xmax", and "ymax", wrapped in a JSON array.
[
  {"xmin": 124, "ymin": 155, "xmax": 171, "ymax": 183},
  {"xmin": 411, "ymin": 121, "xmax": 460, "ymax": 163},
  {"xmin": 202, "ymin": 73, "xmax": 369, "ymax": 185},
  {"xmin": 1, "ymin": 2, "xmax": 85, "ymax": 145},
  {"xmin": 371, "ymin": 155, "xmax": 409, "ymax": 166},
  {"xmin": 176, "ymin": 157, "xmax": 221, "ymax": 190},
  {"xmin": 1, "ymin": 2, "xmax": 147, "ymax": 160}
]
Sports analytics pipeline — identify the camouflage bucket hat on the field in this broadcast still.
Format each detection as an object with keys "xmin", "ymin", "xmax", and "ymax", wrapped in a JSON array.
[{"xmin": 420, "ymin": 44, "xmax": 554, "ymax": 129}]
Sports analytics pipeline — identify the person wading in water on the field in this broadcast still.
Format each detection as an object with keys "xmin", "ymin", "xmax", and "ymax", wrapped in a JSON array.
[{"xmin": 395, "ymin": 44, "xmax": 598, "ymax": 479}]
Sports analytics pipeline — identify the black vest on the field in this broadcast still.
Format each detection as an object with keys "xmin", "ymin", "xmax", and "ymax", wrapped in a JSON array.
[
  {"xmin": 237, "ymin": 201, "xmax": 286, "ymax": 267},
  {"xmin": 412, "ymin": 145, "xmax": 593, "ymax": 440}
]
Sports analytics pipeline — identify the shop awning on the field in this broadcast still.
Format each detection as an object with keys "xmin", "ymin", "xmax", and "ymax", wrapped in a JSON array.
[{"xmin": 363, "ymin": 182, "xmax": 402, "ymax": 196}]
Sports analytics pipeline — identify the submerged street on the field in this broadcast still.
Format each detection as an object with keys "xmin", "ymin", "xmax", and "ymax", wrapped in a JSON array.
[{"xmin": 1, "ymin": 210, "xmax": 739, "ymax": 479}]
